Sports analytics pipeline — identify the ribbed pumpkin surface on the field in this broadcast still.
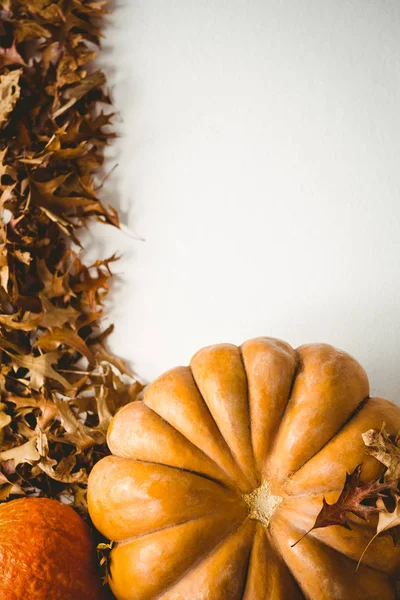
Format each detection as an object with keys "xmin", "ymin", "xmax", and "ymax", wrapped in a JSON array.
[{"xmin": 89, "ymin": 338, "xmax": 400, "ymax": 600}]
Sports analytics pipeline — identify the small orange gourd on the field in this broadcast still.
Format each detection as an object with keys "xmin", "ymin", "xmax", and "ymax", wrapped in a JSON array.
[{"xmin": 0, "ymin": 497, "xmax": 105, "ymax": 600}]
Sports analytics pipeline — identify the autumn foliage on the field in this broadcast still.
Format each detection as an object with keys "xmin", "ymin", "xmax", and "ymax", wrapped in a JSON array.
[{"xmin": 0, "ymin": 0, "xmax": 141, "ymax": 510}]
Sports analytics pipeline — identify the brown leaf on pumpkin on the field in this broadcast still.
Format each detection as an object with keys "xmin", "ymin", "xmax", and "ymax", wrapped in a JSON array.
[
  {"xmin": 376, "ymin": 495, "xmax": 400, "ymax": 541},
  {"xmin": 362, "ymin": 424, "xmax": 400, "ymax": 485},
  {"xmin": 357, "ymin": 494, "xmax": 400, "ymax": 569},
  {"xmin": 293, "ymin": 465, "xmax": 389, "ymax": 546}
]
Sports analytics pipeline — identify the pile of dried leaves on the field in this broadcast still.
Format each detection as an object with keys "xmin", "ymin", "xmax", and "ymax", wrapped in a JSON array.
[
  {"xmin": 296, "ymin": 424, "xmax": 400, "ymax": 570},
  {"xmin": 0, "ymin": 0, "xmax": 141, "ymax": 513}
]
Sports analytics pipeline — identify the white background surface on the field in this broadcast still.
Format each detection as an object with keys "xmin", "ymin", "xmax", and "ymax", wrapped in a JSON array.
[{"xmin": 91, "ymin": 0, "xmax": 400, "ymax": 402}]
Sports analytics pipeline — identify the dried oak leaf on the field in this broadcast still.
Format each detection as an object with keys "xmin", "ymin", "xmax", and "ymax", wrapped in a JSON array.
[
  {"xmin": 54, "ymin": 71, "xmax": 106, "ymax": 118},
  {"xmin": 97, "ymin": 541, "xmax": 114, "ymax": 585},
  {"xmin": 0, "ymin": 471, "xmax": 13, "ymax": 501},
  {"xmin": 0, "ymin": 69, "xmax": 22, "ymax": 127},
  {"xmin": 25, "ymin": 0, "xmax": 64, "ymax": 21},
  {"xmin": 13, "ymin": 20, "xmax": 51, "ymax": 42},
  {"xmin": 0, "ymin": 41, "xmax": 26, "ymax": 68},
  {"xmin": 357, "ymin": 494, "xmax": 400, "ymax": 568},
  {"xmin": 36, "ymin": 259, "xmax": 70, "ymax": 298},
  {"xmin": 38, "ymin": 454, "xmax": 87, "ymax": 484},
  {"xmin": 9, "ymin": 351, "xmax": 72, "ymax": 391},
  {"xmin": 0, "ymin": 402, "xmax": 11, "ymax": 443},
  {"xmin": 39, "ymin": 295, "xmax": 79, "ymax": 329},
  {"xmin": 0, "ymin": 0, "xmax": 135, "ymax": 522},
  {"xmin": 52, "ymin": 396, "xmax": 103, "ymax": 451},
  {"xmin": 35, "ymin": 327, "xmax": 94, "ymax": 363},
  {"xmin": 362, "ymin": 424, "xmax": 400, "ymax": 485},
  {"xmin": 376, "ymin": 495, "xmax": 400, "ymax": 542},
  {"xmin": 0, "ymin": 311, "xmax": 41, "ymax": 331},
  {"xmin": 13, "ymin": 250, "xmax": 32, "ymax": 265},
  {"xmin": 293, "ymin": 465, "xmax": 389, "ymax": 546},
  {"xmin": 0, "ymin": 436, "xmax": 40, "ymax": 467},
  {"xmin": 9, "ymin": 394, "xmax": 59, "ymax": 430}
]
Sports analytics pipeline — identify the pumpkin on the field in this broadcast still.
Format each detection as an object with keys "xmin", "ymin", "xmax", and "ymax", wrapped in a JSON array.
[
  {"xmin": 88, "ymin": 338, "xmax": 400, "ymax": 600},
  {"xmin": 0, "ymin": 497, "xmax": 105, "ymax": 600}
]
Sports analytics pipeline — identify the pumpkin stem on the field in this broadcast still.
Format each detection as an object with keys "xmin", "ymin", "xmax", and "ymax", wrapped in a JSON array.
[{"xmin": 243, "ymin": 480, "xmax": 282, "ymax": 526}]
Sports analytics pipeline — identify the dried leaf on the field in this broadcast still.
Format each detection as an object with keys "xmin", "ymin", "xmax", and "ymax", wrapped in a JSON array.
[
  {"xmin": 376, "ymin": 494, "xmax": 400, "ymax": 538},
  {"xmin": 0, "ymin": 437, "xmax": 40, "ymax": 466},
  {"xmin": 40, "ymin": 296, "xmax": 79, "ymax": 329},
  {"xmin": 362, "ymin": 425, "xmax": 400, "ymax": 485},
  {"xmin": 35, "ymin": 327, "xmax": 94, "ymax": 363},
  {"xmin": 0, "ymin": 312, "xmax": 40, "ymax": 331},
  {"xmin": 293, "ymin": 465, "xmax": 389, "ymax": 546},
  {"xmin": 14, "ymin": 20, "xmax": 51, "ymax": 42},
  {"xmin": 92, "ymin": 342, "xmax": 133, "ymax": 377},
  {"xmin": 13, "ymin": 250, "xmax": 32, "ymax": 265},
  {"xmin": 0, "ymin": 0, "xmax": 138, "ymax": 533},
  {"xmin": 0, "ymin": 69, "xmax": 22, "ymax": 127},
  {"xmin": 0, "ymin": 471, "xmax": 13, "ymax": 501},
  {"xmin": 95, "ymin": 386, "xmax": 113, "ymax": 433},
  {"xmin": 0, "ymin": 41, "xmax": 26, "ymax": 68},
  {"xmin": 0, "ymin": 402, "xmax": 11, "ymax": 444},
  {"xmin": 53, "ymin": 397, "xmax": 101, "ymax": 451},
  {"xmin": 38, "ymin": 454, "xmax": 87, "ymax": 484},
  {"xmin": 10, "ymin": 352, "xmax": 72, "ymax": 391},
  {"xmin": 54, "ymin": 71, "xmax": 106, "ymax": 118},
  {"xmin": 357, "ymin": 494, "xmax": 400, "ymax": 570}
]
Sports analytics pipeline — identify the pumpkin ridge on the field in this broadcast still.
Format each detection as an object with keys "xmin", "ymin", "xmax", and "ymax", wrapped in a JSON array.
[
  {"xmin": 117, "ymin": 456, "xmax": 234, "ymax": 491},
  {"xmin": 262, "ymin": 348, "xmax": 300, "ymax": 463},
  {"xmin": 272, "ymin": 496, "xmax": 400, "ymax": 577},
  {"xmin": 240, "ymin": 532, "xmax": 255, "ymax": 599},
  {"xmin": 238, "ymin": 531, "xmax": 254, "ymax": 600},
  {"xmin": 189, "ymin": 362, "xmax": 255, "ymax": 491},
  {"xmin": 237, "ymin": 344, "xmax": 257, "ymax": 481},
  {"xmin": 283, "ymin": 488, "xmax": 344, "ymax": 499},
  {"xmin": 113, "ymin": 510, "xmax": 243, "ymax": 548},
  {"xmin": 153, "ymin": 518, "xmax": 253, "ymax": 600},
  {"xmin": 249, "ymin": 346, "xmax": 300, "ymax": 479},
  {"xmin": 266, "ymin": 528, "xmax": 307, "ymax": 600},
  {"xmin": 288, "ymin": 395, "xmax": 370, "ymax": 481},
  {"xmin": 307, "ymin": 526, "xmax": 399, "ymax": 576},
  {"xmin": 144, "ymin": 366, "xmax": 252, "ymax": 491},
  {"xmin": 270, "ymin": 517, "xmax": 397, "ymax": 600},
  {"xmin": 241, "ymin": 524, "xmax": 305, "ymax": 599},
  {"xmin": 129, "ymin": 400, "xmax": 242, "ymax": 490},
  {"xmin": 293, "ymin": 521, "xmax": 397, "ymax": 578}
]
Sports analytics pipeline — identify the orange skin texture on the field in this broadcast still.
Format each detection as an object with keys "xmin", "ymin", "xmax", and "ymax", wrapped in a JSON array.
[
  {"xmin": 88, "ymin": 338, "xmax": 400, "ymax": 600},
  {"xmin": 0, "ymin": 497, "xmax": 105, "ymax": 600}
]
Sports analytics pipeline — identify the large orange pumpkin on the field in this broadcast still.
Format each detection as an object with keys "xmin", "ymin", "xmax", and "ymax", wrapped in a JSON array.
[
  {"xmin": 88, "ymin": 338, "xmax": 400, "ymax": 599},
  {"xmin": 0, "ymin": 497, "xmax": 105, "ymax": 600}
]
